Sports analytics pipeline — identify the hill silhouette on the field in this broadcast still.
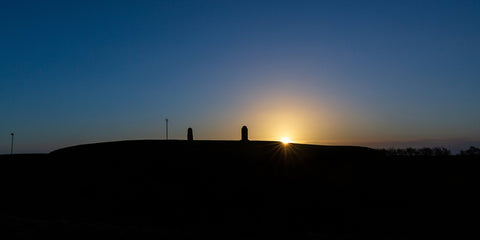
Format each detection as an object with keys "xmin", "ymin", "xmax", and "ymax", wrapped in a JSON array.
[{"xmin": 0, "ymin": 140, "xmax": 478, "ymax": 238}]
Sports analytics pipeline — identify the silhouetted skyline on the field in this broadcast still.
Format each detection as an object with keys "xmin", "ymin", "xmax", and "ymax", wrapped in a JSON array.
[{"xmin": 1, "ymin": 0, "xmax": 479, "ymax": 153}]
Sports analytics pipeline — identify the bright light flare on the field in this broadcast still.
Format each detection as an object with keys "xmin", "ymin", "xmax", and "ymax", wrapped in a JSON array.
[{"xmin": 281, "ymin": 137, "xmax": 291, "ymax": 144}]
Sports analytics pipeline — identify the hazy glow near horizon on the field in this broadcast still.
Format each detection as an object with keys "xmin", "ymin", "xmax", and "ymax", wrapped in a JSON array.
[
  {"xmin": 281, "ymin": 137, "xmax": 291, "ymax": 144},
  {"xmin": 1, "ymin": 1, "xmax": 479, "ymax": 153}
]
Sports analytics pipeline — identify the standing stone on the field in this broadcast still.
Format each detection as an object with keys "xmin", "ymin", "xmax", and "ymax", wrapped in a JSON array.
[
  {"xmin": 187, "ymin": 128, "xmax": 193, "ymax": 141},
  {"xmin": 241, "ymin": 126, "xmax": 248, "ymax": 141}
]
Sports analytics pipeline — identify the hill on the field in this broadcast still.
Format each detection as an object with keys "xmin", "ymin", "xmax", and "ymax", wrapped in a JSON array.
[{"xmin": 0, "ymin": 140, "xmax": 477, "ymax": 238}]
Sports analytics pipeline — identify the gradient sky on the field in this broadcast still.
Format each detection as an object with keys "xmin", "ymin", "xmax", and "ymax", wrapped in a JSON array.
[{"xmin": 1, "ymin": 0, "xmax": 479, "ymax": 153}]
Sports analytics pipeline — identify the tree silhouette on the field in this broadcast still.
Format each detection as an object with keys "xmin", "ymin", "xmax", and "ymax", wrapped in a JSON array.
[{"xmin": 460, "ymin": 146, "xmax": 480, "ymax": 156}]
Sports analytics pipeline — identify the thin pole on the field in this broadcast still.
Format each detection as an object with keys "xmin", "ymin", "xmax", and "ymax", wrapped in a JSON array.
[
  {"xmin": 165, "ymin": 119, "xmax": 168, "ymax": 140},
  {"xmin": 10, "ymin": 133, "xmax": 14, "ymax": 155}
]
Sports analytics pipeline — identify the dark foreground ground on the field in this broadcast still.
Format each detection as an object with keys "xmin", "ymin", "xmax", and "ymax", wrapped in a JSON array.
[{"xmin": 0, "ymin": 140, "xmax": 478, "ymax": 239}]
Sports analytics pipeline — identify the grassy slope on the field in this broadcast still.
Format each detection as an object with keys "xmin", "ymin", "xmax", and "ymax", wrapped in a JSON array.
[{"xmin": 1, "ymin": 140, "xmax": 478, "ymax": 238}]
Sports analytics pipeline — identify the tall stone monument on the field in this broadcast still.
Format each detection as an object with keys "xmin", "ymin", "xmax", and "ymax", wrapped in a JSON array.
[
  {"xmin": 187, "ymin": 128, "xmax": 193, "ymax": 141},
  {"xmin": 241, "ymin": 126, "xmax": 248, "ymax": 141}
]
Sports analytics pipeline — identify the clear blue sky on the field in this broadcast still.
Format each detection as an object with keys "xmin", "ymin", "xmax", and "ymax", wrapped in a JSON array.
[{"xmin": 1, "ymin": 0, "xmax": 479, "ymax": 153}]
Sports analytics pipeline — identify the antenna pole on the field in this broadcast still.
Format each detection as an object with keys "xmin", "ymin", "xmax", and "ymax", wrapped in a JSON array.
[
  {"xmin": 10, "ymin": 133, "xmax": 14, "ymax": 155},
  {"xmin": 165, "ymin": 119, "xmax": 168, "ymax": 140}
]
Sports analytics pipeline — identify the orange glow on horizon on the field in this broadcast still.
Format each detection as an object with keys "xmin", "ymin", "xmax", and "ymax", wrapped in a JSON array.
[
  {"xmin": 205, "ymin": 84, "xmax": 356, "ymax": 145},
  {"xmin": 281, "ymin": 137, "xmax": 291, "ymax": 144}
]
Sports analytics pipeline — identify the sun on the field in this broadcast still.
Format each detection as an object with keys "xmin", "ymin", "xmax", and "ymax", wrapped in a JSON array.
[{"xmin": 281, "ymin": 137, "xmax": 291, "ymax": 144}]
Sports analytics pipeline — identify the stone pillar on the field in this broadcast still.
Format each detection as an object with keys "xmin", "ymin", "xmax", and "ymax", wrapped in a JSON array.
[
  {"xmin": 241, "ymin": 126, "xmax": 248, "ymax": 141},
  {"xmin": 187, "ymin": 128, "xmax": 193, "ymax": 141}
]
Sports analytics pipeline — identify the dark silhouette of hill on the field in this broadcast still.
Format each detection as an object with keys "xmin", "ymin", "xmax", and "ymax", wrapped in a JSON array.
[{"xmin": 0, "ymin": 140, "xmax": 478, "ymax": 238}]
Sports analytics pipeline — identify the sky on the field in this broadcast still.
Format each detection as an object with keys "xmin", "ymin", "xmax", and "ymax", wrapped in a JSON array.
[{"xmin": 1, "ymin": 0, "xmax": 479, "ymax": 153}]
